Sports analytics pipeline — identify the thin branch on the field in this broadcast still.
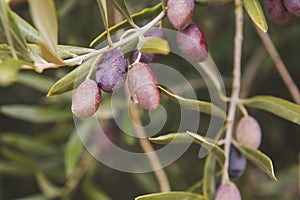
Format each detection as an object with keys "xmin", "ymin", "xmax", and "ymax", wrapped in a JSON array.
[
  {"xmin": 30, "ymin": 11, "xmax": 166, "ymax": 72},
  {"xmin": 129, "ymin": 101, "xmax": 171, "ymax": 192},
  {"xmin": 254, "ymin": 25, "xmax": 300, "ymax": 105},
  {"xmin": 221, "ymin": 0, "xmax": 243, "ymax": 184}
]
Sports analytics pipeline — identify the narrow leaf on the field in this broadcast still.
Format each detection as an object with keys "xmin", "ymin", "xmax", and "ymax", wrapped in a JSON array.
[
  {"xmin": 111, "ymin": 0, "xmax": 135, "ymax": 27},
  {"xmin": 11, "ymin": 10, "xmax": 40, "ymax": 43},
  {"xmin": 90, "ymin": 3, "xmax": 162, "ymax": 47},
  {"xmin": 159, "ymin": 86, "xmax": 226, "ymax": 118},
  {"xmin": 138, "ymin": 37, "xmax": 170, "ymax": 55},
  {"xmin": 1, "ymin": 133, "xmax": 57, "ymax": 156},
  {"xmin": 0, "ymin": 59, "xmax": 28, "ymax": 87},
  {"xmin": 0, "ymin": 161, "xmax": 30, "ymax": 175},
  {"xmin": 135, "ymin": 192, "xmax": 205, "ymax": 200},
  {"xmin": 28, "ymin": 0, "xmax": 58, "ymax": 52},
  {"xmin": 17, "ymin": 73, "xmax": 56, "ymax": 93},
  {"xmin": 235, "ymin": 145, "xmax": 277, "ymax": 181},
  {"xmin": 243, "ymin": 0, "xmax": 268, "ymax": 32},
  {"xmin": 47, "ymin": 57, "xmax": 96, "ymax": 96},
  {"xmin": 195, "ymin": 0, "xmax": 233, "ymax": 6},
  {"xmin": 150, "ymin": 132, "xmax": 225, "ymax": 165},
  {"xmin": 187, "ymin": 132, "xmax": 225, "ymax": 165},
  {"xmin": 28, "ymin": 0, "xmax": 63, "ymax": 63},
  {"xmin": 0, "ymin": 105, "xmax": 72, "ymax": 123},
  {"xmin": 242, "ymin": 95, "xmax": 300, "ymax": 125},
  {"xmin": 97, "ymin": 0, "xmax": 109, "ymax": 31},
  {"xmin": 203, "ymin": 154, "xmax": 216, "ymax": 200}
]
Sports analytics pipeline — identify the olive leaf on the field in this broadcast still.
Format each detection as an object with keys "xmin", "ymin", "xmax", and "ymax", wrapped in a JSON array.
[
  {"xmin": 0, "ymin": 1, "xmax": 31, "ymax": 59},
  {"xmin": 203, "ymin": 154, "xmax": 216, "ymax": 200},
  {"xmin": 90, "ymin": 3, "xmax": 162, "ymax": 47},
  {"xmin": 195, "ymin": 0, "xmax": 233, "ymax": 6},
  {"xmin": 242, "ymin": 95, "xmax": 300, "ymax": 125},
  {"xmin": 28, "ymin": 0, "xmax": 64, "ymax": 64},
  {"xmin": 0, "ymin": 105, "xmax": 72, "ymax": 123},
  {"xmin": 135, "ymin": 192, "xmax": 205, "ymax": 200},
  {"xmin": 159, "ymin": 86, "xmax": 226, "ymax": 118},
  {"xmin": 137, "ymin": 37, "xmax": 170, "ymax": 55},
  {"xmin": 11, "ymin": 10, "xmax": 40, "ymax": 43},
  {"xmin": 0, "ymin": 59, "xmax": 31, "ymax": 87},
  {"xmin": 235, "ymin": 145, "xmax": 277, "ymax": 181},
  {"xmin": 47, "ymin": 57, "xmax": 97, "ymax": 96},
  {"xmin": 243, "ymin": 0, "xmax": 268, "ymax": 32},
  {"xmin": 111, "ymin": 0, "xmax": 136, "ymax": 27},
  {"xmin": 35, "ymin": 171, "xmax": 60, "ymax": 198}
]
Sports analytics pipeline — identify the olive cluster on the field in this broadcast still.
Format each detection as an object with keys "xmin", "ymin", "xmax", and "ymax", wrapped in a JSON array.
[{"xmin": 264, "ymin": 0, "xmax": 300, "ymax": 27}]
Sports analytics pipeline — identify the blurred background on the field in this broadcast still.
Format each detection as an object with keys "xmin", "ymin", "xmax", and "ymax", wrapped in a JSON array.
[{"xmin": 0, "ymin": 0, "xmax": 299, "ymax": 199}]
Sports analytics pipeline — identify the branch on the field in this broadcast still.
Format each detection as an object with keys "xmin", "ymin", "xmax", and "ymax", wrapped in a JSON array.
[
  {"xmin": 222, "ymin": 0, "xmax": 243, "ymax": 184},
  {"xmin": 254, "ymin": 25, "xmax": 300, "ymax": 105},
  {"xmin": 129, "ymin": 101, "xmax": 170, "ymax": 192},
  {"xmin": 32, "ymin": 11, "xmax": 166, "ymax": 72}
]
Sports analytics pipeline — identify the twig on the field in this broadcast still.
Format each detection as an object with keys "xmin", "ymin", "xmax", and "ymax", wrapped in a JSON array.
[
  {"xmin": 254, "ymin": 25, "xmax": 300, "ymax": 105},
  {"xmin": 30, "ymin": 11, "xmax": 166, "ymax": 72},
  {"xmin": 59, "ymin": 150, "xmax": 92, "ymax": 197},
  {"xmin": 129, "ymin": 101, "xmax": 170, "ymax": 192},
  {"xmin": 221, "ymin": 0, "xmax": 243, "ymax": 184}
]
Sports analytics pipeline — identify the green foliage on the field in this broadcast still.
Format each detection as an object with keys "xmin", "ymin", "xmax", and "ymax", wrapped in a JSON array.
[
  {"xmin": 243, "ymin": 0, "xmax": 268, "ymax": 32},
  {"xmin": 135, "ymin": 192, "xmax": 205, "ymax": 200},
  {"xmin": 137, "ymin": 37, "xmax": 170, "ymax": 55}
]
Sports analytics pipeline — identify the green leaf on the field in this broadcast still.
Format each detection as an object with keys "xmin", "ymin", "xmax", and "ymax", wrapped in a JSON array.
[
  {"xmin": 1, "ymin": 133, "xmax": 57, "ymax": 156},
  {"xmin": 97, "ymin": 0, "xmax": 110, "ymax": 32},
  {"xmin": 235, "ymin": 145, "xmax": 277, "ymax": 181},
  {"xmin": 0, "ymin": 1, "xmax": 31, "ymax": 59},
  {"xmin": 243, "ymin": 0, "xmax": 268, "ymax": 32},
  {"xmin": 17, "ymin": 72, "xmax": 56, "ymax": 93},
  {"xmin": 47, "ymin": 57, "xmax": 96, "ymax": 96},
  {"xmin": 11, "ymin": 10, "xmax": 40, "ymax": 43},
  {"xmin": 159, "ymin": 86, "xmax": 226, "ymax": 118},
  {"xmin": 0, "ymin": 161, "xmax": 30, "ymax": 175},
  {"xmin": 187, "ymin": 132, "xmax": 225, "ymax": 165},
  {"xmin": 28, "ymin": 0, "xmax": 58, "ymax": 52},
  {"xmin": 90, "ymin": 3, "xmax": 162, "ymax": 47},
  {"xmin": 0, "ymin": 59, "xmax": 29, "ymax": 87},
  {"xmin": 111, "ymin": 0, "xmax": 135, "ymax": 27},
  {"xmin": 203, "ymin": 154, "xmax": 216, "ymax": 200},
  {"xmin": 198, "ymin": 54, "xmax": 226, "ymax": 99},
  {"xmin": 83, "ymin": 176, "xmax": 111, "ymax": 200},
  {"xmin": 135, "ymin": 192, "xmax": 205, "ymax": 200},
  {"xmin": 242, "ymin": 95, "xmax": 300, "ymax": 125},
  {"xmin": 138, "ymin": 37, "xmax": 170, "ymax": 55},
  {"xmin": 28, "ymin": 0, "xmax": 63, "ymax": 63},
  {"xmin": 28, "ymin": 44, "xmax": 95, "ymax": 60},
  {"xmin": 149, "ymin": 132, "xmax": 225, "ymax": 165},
  {"xmin": 195, "ymin": 0, "xmax": 233, "ymax": 6},
  {"xmin": 0, "ymin": 105, "xmax": 72, "ymax": 123}
]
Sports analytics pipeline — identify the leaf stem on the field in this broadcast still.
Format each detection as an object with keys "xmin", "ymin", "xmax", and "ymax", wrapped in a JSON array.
[
  {"xmin": 32, "ymin": 11, "xmax": 165, "ymax": 72},
  {"xmin": 221, "ymin": 0, "xmax": 243, "ymax": 184},
  {"xmin": 254, "ymin": 25, "xmax": 300, "ymax": 105}
]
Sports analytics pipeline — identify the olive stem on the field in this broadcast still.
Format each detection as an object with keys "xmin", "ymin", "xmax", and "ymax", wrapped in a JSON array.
[
  {"xmin": 221, "ymin": 0, "xmax": 243, "ymax": 185},
  {"xmin": 31, "ymin": 11, "xmax": 166, "ymax": 72},
  {"xmin": 254, "ymin": 25, "xmax": 300, "ymax": 105}
]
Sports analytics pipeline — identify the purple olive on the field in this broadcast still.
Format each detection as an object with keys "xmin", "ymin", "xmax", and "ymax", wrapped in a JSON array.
[
  {"xmin": 167, "ymin": 0, "xmax": 194, "ymax": 30},
  {"xmin": 236, "ymin": 116, "xmax": 262, "ymax": 149},
  {"xmin": 229, "ymin": 145, "xmax": 247, "ymax": 178},
  {"xmin": 96, "ymin": 48, "xmax": 128, "ymax": 92},
  {"xmin": 177, "ymin": 22, "xmax": 208, "ymax": 62},
  {"xmin": 71, "ymin": 79, "xmax": 101, "ymax": 118},
  {"xmin": 283, "ymin": 0, "xmax": 300, "ymax": 17},
  {"xmin": 215, "ymin": 182, "xmax": 241, "ymax": 200},
  {"xmin": 263, "ymin": 0, "xmax": 292, "ymax": 27},
  {"xmin": 132, "ymin": 28, "xmax": 166, "ymax": 63},
  {"xmin": 128, "ymin": 62, "xmax": 161, "ymax": 110}
]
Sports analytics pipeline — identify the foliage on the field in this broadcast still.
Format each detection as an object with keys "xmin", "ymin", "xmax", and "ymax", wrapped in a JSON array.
[{"xmin": 0, "ymin": 0, "xmax": 299, "ymax": 199}]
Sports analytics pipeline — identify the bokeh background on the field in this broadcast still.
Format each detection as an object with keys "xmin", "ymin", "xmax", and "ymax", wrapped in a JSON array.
[{"xmin": 0, "ymin": 0, "xmax": 299, "ymax": 199}]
